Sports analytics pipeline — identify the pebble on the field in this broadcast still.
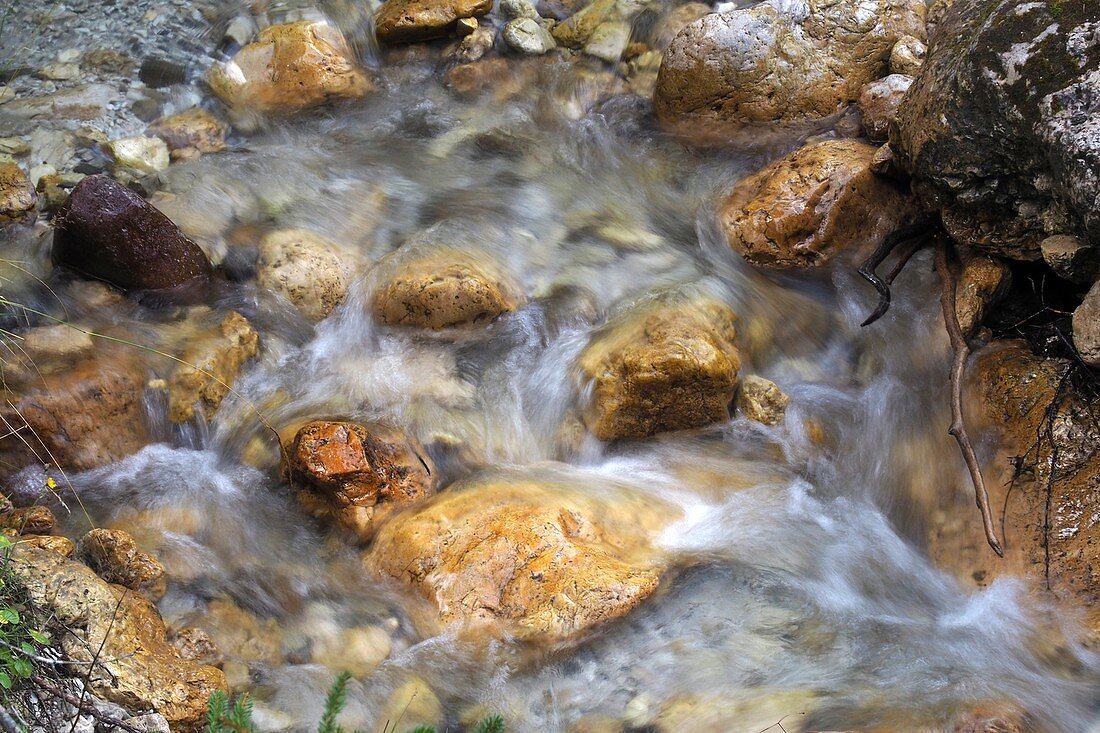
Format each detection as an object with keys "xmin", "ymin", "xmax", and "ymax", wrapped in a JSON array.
[
  {"xmin": 501, "ymin": 0, "xmax": 541, "ymax": 18},
  {"xmin": 37, "ymin": 62, "xmax": 81, "ymax": 81},
  {"xmin": 503, "ymin": 18, "xmax": 557, "ymax": 54},
  {"xmin": 105, "ymin": 135, "xmax": 170, "ymax": 173}
]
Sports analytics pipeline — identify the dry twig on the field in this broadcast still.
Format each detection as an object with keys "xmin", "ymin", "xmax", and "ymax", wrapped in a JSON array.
[{"xmin": 934, "ymin": 238, "xmax": 1004, "ymax": 557}]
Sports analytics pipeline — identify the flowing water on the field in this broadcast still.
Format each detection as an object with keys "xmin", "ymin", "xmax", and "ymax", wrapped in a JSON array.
[{"xmin": 4, "ymin": 3, "xmax": 1100, "ymax": 731}]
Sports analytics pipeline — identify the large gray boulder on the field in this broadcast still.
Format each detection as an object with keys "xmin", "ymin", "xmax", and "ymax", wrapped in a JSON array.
[{"xmin": 892, "ymin": 0, "xmax": 1100, "ymax": 265}]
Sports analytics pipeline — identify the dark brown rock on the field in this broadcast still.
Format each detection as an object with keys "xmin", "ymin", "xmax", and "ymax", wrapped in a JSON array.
[
  {"xmin": 282, "ymin": 421, "xmax": 437, "ymax": 543},
  {"xmin": 52, "ymin": 175, "xmax": 213, "ymax": 293},
  {"xmin": 78, "ymin": 527, "xmax": 168, "ymax": 600}
]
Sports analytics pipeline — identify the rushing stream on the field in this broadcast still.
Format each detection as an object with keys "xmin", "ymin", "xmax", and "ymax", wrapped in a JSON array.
[{"xmin": 3, "ymin": 2, "xmax": 1100, "ymax": 731}]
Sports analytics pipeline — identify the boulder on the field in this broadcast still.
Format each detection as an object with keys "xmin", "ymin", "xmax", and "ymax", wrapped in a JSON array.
[
  {"xmin": 1, "ymin": 323, "xmax": 95, "ymax": 386},
  {"xmin": 858, "ymin": 74, "xmax": 912, "ymax": 141},
  {"xmin": 52, "ymin": 175, "xmax": 213, "ymax": 293},
  {"xmin": 208, "ymin": 21, "xmax": 371, "ymax": 116},
  {"xmin": 577, "ymin": 297, "xmax": 740, "ymax": 440},
  {"xmin": 167, "ymin": 311, "xmax": 259, "ymax": 423},
  {"xmin": 78, "ymin": 528, "xmax": 168, "ymax": 600},
  {"xmin": 1073, "ymin": 280, "xmax": 1100, "ymax": 368},
  {"xmin": 365, "ymin": 476, "xmax": 672, "ymax": 645},
  {"xmin": 654, "ymin": 0, "xmax": 924, "ymax": 130},
  {"xmin": 146, "ymin": 108, "xmax": 229, "ymax": 158},
  {"xmin": 11, "ymin": 545, "xmax": 227, "ymax": 731},
  {"xmin": 735, "ymin": 375, "xmax": 790, "ymax": 426},
  {"xmin": 282, "ymin": 421, "xmax": 437, "ymax": 543},
  {"xmin": 0, "ymin": 505, "xmax": 56, "ymax": 535},
  {"xmin": 372, "ymin": 251, "xmax": 523, "ymax": 329},
  {"xmin": 0, "ymin": 351, "xmax": 149, "ymax": 478},
  {"xmin": 889, "ymin": 34, "xmax": 926, "ymax": 76},
  {"xmin": 257, "ymin": 229, "xmax": 353, "ymax": 322},
  {"xmin": 503, "ymin": 18, "xmax": 557, "ymax": 55},
  {"xmin": 954, "ymin": 252, "xmax": 1010, "ymax": 339},
  {"xmin": 1041, "ymin": 235, "xmax": 1100, "ymax": 285},
  {"xmin": 0, "ymin": 162, "xmax": 36, "ymax": 222},
  {"xmin": 720, "ymin": 139, "xmax": 917, "ymax": 269},
  {"xmin": 891, "ymin": 0, "xmax": 1100, "ymax": 262},
  {"xmin": 375, "ymin": 0, "xmax": 494, "ymax": 43}
]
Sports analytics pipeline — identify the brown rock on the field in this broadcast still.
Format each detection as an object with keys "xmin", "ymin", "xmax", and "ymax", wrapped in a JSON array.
[
  {"xmin": 257, "ymin": 229, "xmax": 353, "ymax": 322},
  {"xmin": 889, "ymin": 34, "xmax": 925, "ymax": 76},
  {"xmin": 954, "ymin": 252, "xmax": 1010, "ymax": 339},
  {"xmin": 655, "ymin": 0, "xmax": 925, "ymax": 130},
  {"xmin": 365, "ymin": 476, "xmax": 673, "ymax": 646},
  {"xmin": 15, "ymin": 534, "xmax": 75, "ymax": 556},
  {"xmin": 52, "ymin": 175, "xmax": 213, "ymax": 293},
  {"xmin": 78, "ymin": 528, "xmax": 168, "ymax": 600},
  {"xmin": 578, "ymin": 297, "xmax": 740, "ymax": 440},
  {"xmin": 146, "ymin": 108, "xmax": 229, "ymax": 157},
  {"xmin": 171, "ymin": 626, "xmax": 221, "ymax": 665},
  {"xmin": 375, "ymin": 0, "xmax": 494, "ymax": 43},
  {"xmin": 0, "ymin": 162, "xmax": 36, "ymax": 222},
  {"xmin": 1041, "ymin": 235, "xmax": 1100, "ymax": 284},
  {"xmin": 650, "ymin": 2, "xmax": 710, "ymax": 51},
  {"xmin": 736, "ymin": 375, "xmax": 790, "ymax": 426},
  {"xmin": 168, "ymin": 311, "xmax": 259, "ymax": 423},
  {"xmin": 721, "ymin": 139, "xmax": 917, "ymax": 269},
  {"xmin": 12, "ymin": 545, "xmax": 227, "ymax": 731},
  {"xmin": 0, "ymin": 506, "xmax": 55, "ymax": 535},
  {"xmin": 283, "ymin": 421, "xmax": 436, "ymax": 543},
  {"xmin": 858, "ymin": 74, "xmax": 912, "ymax": 141},
  {"xmin": 0, "ymin": 351, "xmax": 148, "ymax": 478},
  {"xmin": 208, "ymin": 21, "xmax": 371, "ymax": 115},
  {"xmin": 551, "ymin": 0, "xmax": 648, "ymax": 61},
  {"xmin": 373, "ymin": 251, "xmax": 523, "ymax": 329},
  {"xmin": 444, "ymin": 58, "xmax": 538, "ymax": 101},
  {"xmin": 198, "ymin": 598, "xmax": 283, "ymax": 665},
  {"xmin": 1073, "ymin": 281, "xmax": 1100, "ymax": 369}
]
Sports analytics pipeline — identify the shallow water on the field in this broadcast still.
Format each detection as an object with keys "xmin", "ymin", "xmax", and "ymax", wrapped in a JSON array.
[{"xmin": 4, "ymin": 3, "xmax": 1100, "ymax": 731}]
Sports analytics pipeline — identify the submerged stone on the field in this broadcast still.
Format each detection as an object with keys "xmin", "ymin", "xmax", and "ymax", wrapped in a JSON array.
[
  {"xmin": 257, "ymin": 228, "xmax": 354, "ymax": 322},
  {"xmin": 167, "ymin": 311, "xmax": 259, "ymax": 423},
  {"xmin": 147, "ymin": 108, "xmax": 229, "ymax": 157},
  {"xmin": 52, "ymin": 174, "xmax": 214, "ymax": 293}
]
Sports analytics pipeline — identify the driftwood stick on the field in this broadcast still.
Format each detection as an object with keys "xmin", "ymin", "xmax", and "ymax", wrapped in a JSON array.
[{"xmin": 934, "ymin": 238, "xmax": 1004, "ymax": 557}]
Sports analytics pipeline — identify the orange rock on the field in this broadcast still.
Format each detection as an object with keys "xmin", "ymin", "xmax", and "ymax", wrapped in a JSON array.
[
  {"xmin": 283, "ymin": 421, "xmax": 437, "ymax": 543},
  {"xmin": 375, "ymin": 0, "xmax": 493, "ymax": 43},
  {"xmin": 168, "ymin": 311, "xmax": 259, "ymax": 423},
  {"xmin": 78, "ymin": 527, "xmax": 168, "ymax": 600},
  {"xmin": 721, "ymin": 139, "xmax": 917, "ymax": 269},
  {"xmin": 146, "ymin": 108, "xmax": 228, "ymax": 156},
  {"xmin": 208, "ymin": 21, "xmax": 371, "ymax": 115},
  {"xmin": 0, "ymin": 163, "xmax": 36, "ymax": 223}
]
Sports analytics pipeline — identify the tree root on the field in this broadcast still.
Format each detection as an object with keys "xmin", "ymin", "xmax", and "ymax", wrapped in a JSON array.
[
  {"xmin": 857, "ymin": 215, "xmax": 937, "ymax": 327},
  {"xmin": 934, "ymin": 237, "xmax": 1004, "ymax": 557}
]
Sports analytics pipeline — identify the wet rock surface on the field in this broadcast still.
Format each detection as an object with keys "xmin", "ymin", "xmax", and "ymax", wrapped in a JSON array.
[
  {"xmin": 578, "ymin": 297, "xmax": 741, "ymax": 440},
  {"xmin": 167, "ymin": 311, "xmax": 259, "ymax": 423},
  {"xmin": 257, "ymin": 229, "xmax": 354, "ymax": 322},
  {"xmin": 375, "ymin": 0, "xmax": 495, "ymax": 43},
  {"xmin": 282, "ymin": 420, "xmax": 437, "ymax": 543},
  {"xmin": 0, "ymin": 162, "xmax": 37, "ymax": 222},
  {"xmin": 52, "ymin": 175, "xmax": 214, "ymax": 293},
  {"xmin": 892, "ymin": 0, "xmax": 1100, "ymax": 263},
  {"xmin": 721, "ymin": 139, "xmax": 916, "ymax": 269},
  {"xmin": 655, "ymin": 0, "xmax": 924, "ymax": 131},
  {"xmin": 209, "ymin": 21, "xmax": 372, "ymax": 116},
  {"xmin": 146, "ymin": 108, "xmax": 229, "ymax": 158},
  {"xmin": 366, "ymin": 476, "xmax": 673, "ymax": 646},
  {"xmin": 78, "ymin": 527, "xmax": 168, "ymax": 600}
]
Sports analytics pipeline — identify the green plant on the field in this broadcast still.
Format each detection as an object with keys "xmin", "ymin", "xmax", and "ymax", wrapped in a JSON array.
[
  {"xmin": 0, "ymin": 535, "xmax": 51, "ymax": 692},
  {"xmin": 204, "ymin": 672, "xmax": 505, "ymax": 733}
]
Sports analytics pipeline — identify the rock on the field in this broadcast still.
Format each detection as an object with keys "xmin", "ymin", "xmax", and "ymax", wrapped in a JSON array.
[
  {"xmin": 0, "ymin": 163, "xmax": 36, "ymax": 222},
  {"xmin": 53, "ymin": 175, "xmax": 214, "ymax": 293},
  {"xmin": 146, "ymin": 108, "xmax": 229, "ymax": 158},
  {"xmin": 199, "ymin": 599, "xmax": 283, "ymax": 665},
  {"xmin": 721, "ymin": 139, "xmax": 917, "ymax": 269},
  {"xmin": 451, "ymin": 26, "xmax": 496, "ymax": 63},
  {"xmin": 0, "ymin": 506, "xmax": 56, "ymax": 535},
  {"xmin": 11, "ymin": 545, "xmax": 227, "ymax": 730},
  {"xmin": 655, "ymin": 0, "xmax": 925, "ymax": 130},
  {"xmin": 1041, "ymin": 235, "xmax": 1100, "ymax": 284},
  {"xmin": 310, "ymin": 625, "xmax": 391, "ymax": 677},
  {"xmin": 869, "ymin": 142, "xmax": 905, "ymax": 181},
  {"xmin": 503, "ymin": 18, "xmax": 557, "ymax": 54},
  {"xmin": 858, "ymin": 74, "xmax": 912, "ymax": 141},
  {"xmin": 37, "ymin": 62, "xmax": 80, "ymax": 81},
  {"xmin": 168, "ymin": 311, "xmax": 259, "ymax": 423},
  {"xmin": 171, "ymin": 626, "xmax": 221, "ymax": 665},
  {"xmin": 365, "ymin": 475, "xmax": 672, "ymax": 645},
  {"xmin": 257, "ymin": 229, "xmax": 353, "ymax": 322},
  {"xmin": 1073, "ymin": 281, "xmax": 1100, "ymax": 368},
  {"xmin": 376, "ymin": 678, "xmax": 442, "ymax": 732},
  {"xmin": 889, "ymin": 34, "xmax": 926, "ymax": 75},
  {"xmin": 0, "ymin": 352, "xmax": 148, "ymax": 478},
  {"xmin": 15, "ymin": 534, "xmax": 75, "ymax": 556},
  {"xmin": 456, "ymin": 16, "xmax": 480, "ymax": 35},
  {"xmin": 444, "ymin": 58, "xmax": 538, "ymax": 100},
  {"xmin": 654, "ymin": 691, "xmax": 817, "ymax": 733},
  {"xmin": 209, "ymin": 21, "xmax": 371, "ymax": 116},
  {"xmin": 78, "ymin": 528, "xmax": 167, "ymax": 600},
  {"xmin": 104, "ymin": 136, "xmax": 171, "ymax": 174},
  {"xmin": 372, "ymin": 251, "xmax": 523, "ymax": 329},
  {"xmin": 282, "ymin": 421, "xmax": 437, "ymax": 543},
  {"xmin": 955, "ymin": 252, "xmax": 1010, "ymax": 339},
  {"xmin": 3, "ymin": 84, "xmax": 114, "ymax": 122},
  {"xmin": 891, "ymin": 0, "xmax": 1100, "ymax": 261},
  {"xmin": 552, "ymin": 0, "xmax": 647, "ymax": 62},
  {"xmin": 501, "ymin": 0, "xmax": 539, "ymax": 18},
  {"xmin": 123, "ymin": 714, "xmax": 171, "ymax": 733},
  {"xmin": 577, "ymin": 296, "xmax": 741, "ymax": 440},
  {"xmin": 736, "ymin": 375, "xmax": 790, "ymax": 426},
  {"xmin": 375, "ymin": 0, "xmax": 494, "ymax": 43},
  {"xmin": 650, "ymin": 2, "xmax": 710, "ymax": 51}
]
